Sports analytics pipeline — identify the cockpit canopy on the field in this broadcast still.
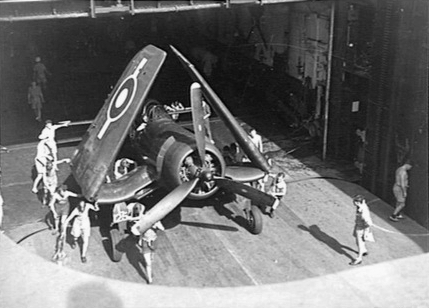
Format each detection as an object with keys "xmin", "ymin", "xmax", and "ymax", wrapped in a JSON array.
[{"xmin": 142, "ymin": 99, "xmax": 170, "ymax": 122}]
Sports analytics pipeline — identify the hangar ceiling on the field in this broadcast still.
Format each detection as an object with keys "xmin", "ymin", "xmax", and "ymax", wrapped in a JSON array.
[{"xmin": 0, "ymin": 0, "xmax": 314, "ymax": 21}]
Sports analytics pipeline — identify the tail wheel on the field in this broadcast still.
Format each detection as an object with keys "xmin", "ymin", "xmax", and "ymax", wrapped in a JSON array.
[
  {"xmin": 110, "ymin": 228, "xmax": 124, "ymax": 262},
  {"xmin": 248, "ymin": 205, "xmax": 263, "ymax": 235}
]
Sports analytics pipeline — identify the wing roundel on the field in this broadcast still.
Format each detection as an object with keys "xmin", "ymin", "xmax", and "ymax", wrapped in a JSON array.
[{"xmin": 71, "ymin": 45, "xmax": 167, "ymax": 201}]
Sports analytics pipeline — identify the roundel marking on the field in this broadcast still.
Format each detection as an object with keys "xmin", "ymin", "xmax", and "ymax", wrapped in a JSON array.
[
  {"xmin": 97, "ymin": 57, "xmax": 148, "ymax": 139},
  {"xmin": 115, "ymin": 88, "xmax": 129, "ymax": 108},
  {"xmin": 109, "ymin": 78, "xmax": 135, "ymax": 120}
]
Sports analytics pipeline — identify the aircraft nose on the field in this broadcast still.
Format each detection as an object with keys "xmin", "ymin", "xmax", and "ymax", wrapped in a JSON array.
[{"xmin": 201, "ymin": 170, "xmax": 213, "ymax": 182}]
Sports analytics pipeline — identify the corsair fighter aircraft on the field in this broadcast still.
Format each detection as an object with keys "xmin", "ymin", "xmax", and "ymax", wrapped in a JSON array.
[{"xmin": 70, "ymin": 45, "xmax": 277, "ymax": 260}]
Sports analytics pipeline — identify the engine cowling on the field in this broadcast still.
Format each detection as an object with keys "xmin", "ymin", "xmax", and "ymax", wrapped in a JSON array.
[
  {"xmin": 132, "ymin": 102, "xmax": 226, "ymax": 200},
  {"xmin": 160, "ymin": 140, "xmax": 225, "ymax": 200}
]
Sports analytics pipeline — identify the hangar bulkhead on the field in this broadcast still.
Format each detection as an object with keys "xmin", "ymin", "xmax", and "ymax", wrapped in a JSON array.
[{"xmin": 0, "ymin": 0, "xmax": 427, "ymax": 227}]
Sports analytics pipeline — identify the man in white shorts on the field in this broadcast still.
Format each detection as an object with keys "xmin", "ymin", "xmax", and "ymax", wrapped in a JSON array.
[
  {"xmin": 130, "ymin": 204, "xmax": 164, "ymax": 284},
  {"xmin": 32, "ymin": 138, "xmax": 53, "ymax": 194},
  {"xmin": 42, "ymin": 158, "xmax": 70, "ymax": 206},
  {"xmin": 390, "ymin": 160, "xmax": 412, "ymax": 222},
  {"xmin": 63, "ymin": 200, "xmax": 99, "ymax": 263},
  {"xmin": 38, "ymin": 120, "xmax": 70, "ymax": 165}
]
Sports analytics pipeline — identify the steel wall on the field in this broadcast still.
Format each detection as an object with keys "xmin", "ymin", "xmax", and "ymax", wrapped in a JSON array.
[{"xmin": 362, "ymin": 0, "xmax": 428, "ymax": 228}]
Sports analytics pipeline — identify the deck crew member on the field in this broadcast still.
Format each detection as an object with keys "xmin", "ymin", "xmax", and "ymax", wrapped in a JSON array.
[
  {"xmin": 48, "ymin": 185, "xmax": 80, "ymax": 235},
  {"xmin": 62, "ymin": 200, "xmax": 99, "ymax": 263}
]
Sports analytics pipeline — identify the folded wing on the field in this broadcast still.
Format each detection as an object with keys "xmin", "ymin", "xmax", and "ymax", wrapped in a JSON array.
[{"xmin": 71, "ymin": 45, "xmax": 167, "ymax": 201}]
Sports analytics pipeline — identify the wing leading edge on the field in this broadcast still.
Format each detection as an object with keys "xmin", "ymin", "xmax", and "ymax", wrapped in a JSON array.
[{"xmin": 71, "ymin": 45, "xmax": 167, "ymax": 201}]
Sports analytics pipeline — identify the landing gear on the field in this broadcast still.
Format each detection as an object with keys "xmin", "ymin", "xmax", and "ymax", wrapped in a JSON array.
[
  {"xmin": 247, "ymin": 205, "xmax": 263, "ymax": 235},
  {"xmin": 109, "ymin": 202, "xmax": 144, "ymax": 262},
  {"xmin": 110, "ymin": 227, "xmax": 124, "ymax": 262},
  {"xmin": 110, "ymin": 206, "xmax": 127, "ymax": 262}
]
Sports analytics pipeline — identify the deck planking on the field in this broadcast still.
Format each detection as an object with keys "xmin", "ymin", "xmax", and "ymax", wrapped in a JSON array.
[{"xmin": 2, "ymin": 141, "xmax": 428, "ymax": 288}]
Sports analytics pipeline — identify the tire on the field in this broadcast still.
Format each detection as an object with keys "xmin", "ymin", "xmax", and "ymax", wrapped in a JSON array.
[
  {"xmin": 110, "ymin": 228, "xmax": 124, "ymax": 262},
  {"xmin": 248, "ymin": 205, "xmax": 263, "ymax": 235}
]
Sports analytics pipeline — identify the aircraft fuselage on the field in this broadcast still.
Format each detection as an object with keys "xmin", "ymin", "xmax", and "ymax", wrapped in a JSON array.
[{"xmin": 131, "ymin": 103, "xmax": 225, "ymax": 199}]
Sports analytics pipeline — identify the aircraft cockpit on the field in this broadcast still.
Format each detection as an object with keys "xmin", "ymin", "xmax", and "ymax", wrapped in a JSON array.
[
  {"xmin": 131, "ymin": 100, "xmax": 170, "ymax": 134},
  {"xmin": 144, "ymin": 102, "xmax": 170, "ymax": 122}
]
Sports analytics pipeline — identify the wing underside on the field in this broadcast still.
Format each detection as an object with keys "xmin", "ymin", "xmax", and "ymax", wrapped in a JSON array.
[{"xmin": 96, "ymin": 165, "xmax": 158, "ymax": 204}]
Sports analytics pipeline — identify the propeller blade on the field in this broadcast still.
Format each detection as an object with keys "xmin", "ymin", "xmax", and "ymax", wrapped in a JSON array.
[
  {"xmin": 170, "ymin": 45, "xmax": 271, "ymax": 173},
  {"xmin": 215, "ymin": 177, "xmax": 276, "ymax": 207},
  {"xmin": 224, "ymin": 166, "xmax": 265, "ymax": 183},
  {"xmin": 132, "ymin": 178, "xmax": 199, "ymax": 235},
  {"xmin": 190, "ymin": 82, "xmax": 206, "ymax": 164}
]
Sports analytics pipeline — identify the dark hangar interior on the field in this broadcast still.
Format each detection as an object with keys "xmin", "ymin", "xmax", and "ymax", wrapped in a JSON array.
[{"xmin": 1, "ymin": 0, "xmax": 426, "ymax": 226}]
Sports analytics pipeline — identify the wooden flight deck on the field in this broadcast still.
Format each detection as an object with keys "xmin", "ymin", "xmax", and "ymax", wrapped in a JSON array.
[{"xmin": 2, "ymin": 141, "xmax": 428, "ymax": 287}]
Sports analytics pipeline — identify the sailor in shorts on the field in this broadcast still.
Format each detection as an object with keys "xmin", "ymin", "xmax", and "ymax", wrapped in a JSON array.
[
  {"xmin": 267, "ymin": 172, "xmax": 287, "ymax": 218},
  {"xmin": 32, "ymin": 138, "xmax": 53, "ymax": 194},
  {"xmin": 42, "ymin": 158, "xmax": 70, "ymax": 206},
  {"xmin": 48, "ymin": 185, "xmax": 80, "ymax": 235},
  {"xmin": 130, "ymin": 205, "xmax": 164, "ymax": 284},
  {"xmin": 390, "ymin": 160, "xmax": 412, "ymax": 222},
  {"xmin": 38, "ymin": 120, "xmax": 70, "ymax": 165},
  {"xmin": 63, "ymin": 200, "xmax": 99, "ymax": 263}
]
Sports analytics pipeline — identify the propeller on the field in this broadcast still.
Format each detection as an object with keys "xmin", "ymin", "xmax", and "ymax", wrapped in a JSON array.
[
  {"xmin": 215, "ymin": 177, "xmax": 276, "ymax": 206},
  {"xmin": 189, "ymin": 82, "xmax": 273, "ymax": 203},
  {"xmin": 175, "ymin": 45, "xmax": 277, "ymax": 210},
  {"xmin": 224, "ymin": 166, "xmax": 266, "ymax": 183},
  {"xmin": 132, "ymin": 47, "xmax": 280, "ymax": 236},
  {"xmin": 132, "ymin": 82, "xmax": 210, "ymax": 236},
  {"xmin": 132, "ymin": 178, "xmax": 199, "ymax": 235},
  {"xmin": 190, "ymin": 82, "xmax": 206, "ymax": 164},
  {"xmin": 170, "ymin": 45, "xmax": 271, "ymax": 173}
]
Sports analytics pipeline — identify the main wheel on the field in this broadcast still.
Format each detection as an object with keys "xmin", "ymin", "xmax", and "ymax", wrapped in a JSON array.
[
  {"xmin": 110, "ymin": 228, "xmax": 124, "ymax": 262},
  {"xmin": 248, "ymin": 205, "xmax": 263, "ymax": 235}
]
